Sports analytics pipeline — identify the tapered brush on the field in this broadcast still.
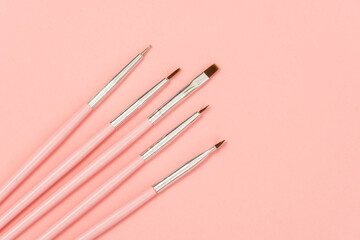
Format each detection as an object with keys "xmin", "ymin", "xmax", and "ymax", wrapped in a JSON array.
[
  {"xmin": 1, "ymin": 63, "xmax": 217, "ymax": 238},
  {"xmin": 76, "ymin": 140, "xmax": 225, "ymax": 240},
  {"xmin": 0, "ymin": 64, "xmax": 218, "ymax": 235},
  {"xmin": 0, "ymin": 46, "xmax": 151, "ymax": 205},
  {"xmin": 36, "ymin": 106, "xmax": 208, "ymax": 240},
  {"xmin": 0, "ymin": 68, "xmax": 178, "ymax": 231}
]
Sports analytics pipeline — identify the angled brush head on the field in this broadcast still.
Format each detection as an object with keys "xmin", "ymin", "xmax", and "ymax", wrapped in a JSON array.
[
  {"xmin": 215, "ymin": 140, "xmax": 225, "ymax": 148},
  {"xmin": 167, "ymin": 68, "xmax": 181, "ymax": 79},
  {"xmin": 204, "ymin": 64, "xmax": 219, "ymax": 78},
  {"xmin": 199, "ymin": 105, "xmax": 209, "ymax": 113}
]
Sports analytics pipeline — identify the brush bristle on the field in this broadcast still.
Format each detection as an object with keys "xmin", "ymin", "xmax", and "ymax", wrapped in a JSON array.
[
  {"xmin": 199, "ymin": 105, "xmax": 209, "ymax": 113},
  {"xmin": 167, "ymin": 68, "xmax": 181, "ymax": 79},
  {"xmin": 141, "ymin": 45, "xmax": 152, "ymax": 55},
  {"xmin": 204, "ymin": 64, "xmax": 219, "ymax": 77},
  {"xmin": 215, "ymin": 140, "xmax": 225, "ymax": 148}
]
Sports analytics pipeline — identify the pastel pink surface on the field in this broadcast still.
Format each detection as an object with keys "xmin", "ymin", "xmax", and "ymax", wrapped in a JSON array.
[
  {"xmin": 1, "ymin": 119, "xmax": 151, "ymax": 239},
  {"xmin": 0, "ymin": 1, "xmax": 360, "ymax": 240},
  {"xmin": 40, "ymin": 156, "xmax": 145, "ymax": 240},
  {"xmin": 76, "ymin": 187, "xmax": 157, "ymax": 240},
  {"xmin": 2, "ymin": 155, "xmax": 145, "ymax": 240},
  {"xmin": 0, "ymin": 123, "xmax": 115, "ymax": 231},
  {"xmin": 0, "ymin": 104, "xmax": 92, "ymax": 204}
]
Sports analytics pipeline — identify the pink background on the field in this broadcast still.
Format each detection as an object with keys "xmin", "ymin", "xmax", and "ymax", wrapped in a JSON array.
[{"xmin": 1, "ymin": 0, "xmax": 360, "ymax": 239}]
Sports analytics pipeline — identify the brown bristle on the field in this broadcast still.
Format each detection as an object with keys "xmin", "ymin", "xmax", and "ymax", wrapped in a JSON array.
[
  {"xmin": 167, "ymin": 68, "xmax": 181, "ymax": 79},
  {"xmin": 141, "ymin": 45, "xmax": 152, "ymax": 55},
  {"xmin": 204, "ymin": 64, "xmax": 219, "ymax": 77},
  {"xmin": 215, "ymin": 140, "xmax": 225, "ymax": 148},
  {"xmin": 199, "ymin": 105, "xmax": 209, "ymax": 113}
]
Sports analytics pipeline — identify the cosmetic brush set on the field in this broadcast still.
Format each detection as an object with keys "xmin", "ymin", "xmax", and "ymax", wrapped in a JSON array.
[{"xmin": 0, "ymin": 46, "xmax": 224, "ymax": 239}]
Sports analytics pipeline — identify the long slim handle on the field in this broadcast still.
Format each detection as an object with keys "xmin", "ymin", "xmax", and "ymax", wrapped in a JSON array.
[
  {"xmin": 76, "ymin": 187, "xmax": 157, "ymax": 240},
  {"xmin": 2, "ymin": 120, "xmax": 152, "ymax": 239},
  {"xmin": 0, "ymin": 104, "xmax": 92, "ymax": 204},
  {"xmin": 39, "ymin": 157, "xmax": 145, "ymax": 240},
  {"xmin": 0, "ymin": 123, "xmax": 115, "ymax": 230}
]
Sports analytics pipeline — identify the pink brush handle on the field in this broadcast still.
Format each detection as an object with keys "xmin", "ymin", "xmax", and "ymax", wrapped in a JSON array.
[
  {"xmin": 0, "ymin": 123, "xmax": 115, "ymax": 231},
  {"xmin": 2, "ymin": 120, "xmax": 152, "ymax": 239},
  {"xmin": 39, "ymin": 156, "xmax": 145, "ymax": 240},
  {"xmin": 76, "ymin": 187, "xmax": 157, "ymax": 240},
  {"xmin": 0, "ymin": 104, "xmax": 92, "ymax": 204}
]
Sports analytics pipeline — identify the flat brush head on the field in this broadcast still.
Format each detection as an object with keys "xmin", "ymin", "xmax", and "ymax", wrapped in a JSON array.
[
  {"xmin": 204, "ymin": 64, "xmax": 219, "ymax": 78},
  {"xmin": 167, "ymin": 68, "xmax": 181, "ymax": 79},
  {"xmin": 215, "ymin": 140, "xmax": 225, "ymax": 148},
  {"xmin": 199, "ymin": 105, "xmax": 209, "ymax": 113}
]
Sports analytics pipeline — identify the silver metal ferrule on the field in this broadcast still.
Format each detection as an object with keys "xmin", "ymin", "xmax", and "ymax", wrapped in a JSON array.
[
  {"xmin": 147, "ymin": 72, "xmax": 209, "ymax": 123},
  {"xmin": 88, "ymin": 53, "xmax": 143, "ymax": 108},
  {"xmin": 110, "ymin": 78, "xmax": 168, "ymax": 127},
  {"xmin": 140, "ymin": 111, "xmax": 200, "ymax": 161},
  {"xmin": 153, "ymin": 145, "xmax": 216, "ymax": 193}
]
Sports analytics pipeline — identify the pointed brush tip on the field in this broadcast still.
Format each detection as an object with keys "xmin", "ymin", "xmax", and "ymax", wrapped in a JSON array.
[
  {"xmin": 204, "ymin": 64, "xmax": 219, "ymax": 78},
  {"xmin": 215, "ymin": 140, "xmax": 225, "ymax": 148},
  {"xmin": 167, "ymin": 68, "xmax": 181, "ymax": 79},
  {"xmin": 141, "ymin": 45, "xmax": 152, "ymax": 55},
  {"xmin": 199, "ymin": 105, "xmax": 209, "ymax": 113}
]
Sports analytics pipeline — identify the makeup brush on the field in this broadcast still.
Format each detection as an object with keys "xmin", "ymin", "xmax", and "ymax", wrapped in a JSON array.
[
  {"xmin": 7, "ymin": 106, "xmax": 208, "ymax": 240},
  {"xmin": 0, "ymin": 68, "xmax": 178, "ymax": 231},
  {"xmin": 0, "ymin": 46, "xmax": 151, "ymax": 204},
  {"xmin": 76, "ymin": 140, "xmax": 225, "ymax": 240},
  {"xmin": 0, "ymin": 62, "xmax": 217, "ymax": 233},
  {"xmin": 0, "ymin": 63, "xmax": 218, "ymax": 232}
]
